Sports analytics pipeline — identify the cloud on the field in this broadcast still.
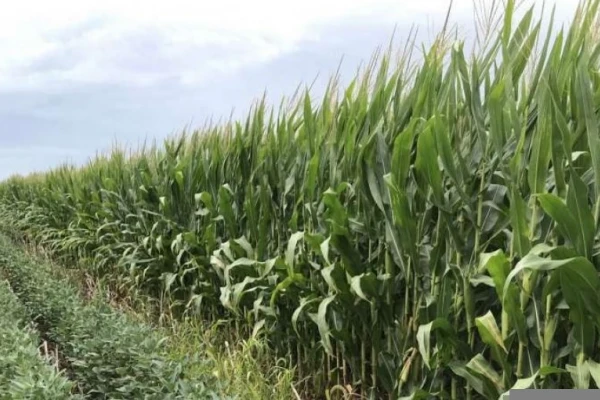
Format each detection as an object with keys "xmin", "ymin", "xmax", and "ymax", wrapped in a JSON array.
[{"xmin": 0, "ymin": 0, "xmax": 476, "ymax": 91}]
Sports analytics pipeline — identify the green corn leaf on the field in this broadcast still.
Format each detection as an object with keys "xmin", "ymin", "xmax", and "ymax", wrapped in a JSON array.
[
  {"xmin": 291, "ymin": 296, "xmax": 319, "ymax": 336},
  {"xmin": 391, "ymin": 121, "xmax": 417, "ymax": 186},
  {"xmin": 466, "ymin": 353, "xmax": 504, "ymax": 396},
  {"xmin": 415, "ymin": 121, "xmax": 444, "ymax": 206},
  {"xmin": 537, "ymin": 193, "xmax": 580, "ymax": 253},
  {"xmin": 348, "ymin": 272, "xmax": 378, "ymax": 304},
  {"xmin": 587, "ymin": 360, "xmax": 600, "ymax": 389},
  {"xmin": 509, "ymin": 187, "xmax": 531, "ymax": 258},
  {"xmin": 433, "ymin": 116, "xmax": 468, "ymax": 202},
  {"xmin": 476, "ymin": 311, "xmax": 507, "ymax": 353},
  {"xmin": 566, "ymin": 172, "xmax": 594, "ymax": 259},
  {"xmin": 450, "ymin": 362, "xmax": 486, "ymax": 397},
  {"xmin": 315, "ymin": 295, "xmax": 336, "ymax": 355},
  {"xmin": 576, "ymin": 61, "xmax": 600, "ymax": 203},
  {"xmin": 503, "ymin": 253, "xmax": 587, "ymax": 301},
  {"xmin": 417, "ymin": 318, "xmax": 455, "ymax": 369},
  {"xmin": 285, "ymin": 231, "xmax": 304, "ymax": 271},
  {"xmin": 567, "ymin": 361, "xmax": 591, "ymax": 389},
  {"xmin": 527, "ymin": 100, "xmax": 552, "ymax": 195},
  {"xmin": 480, "ymin": 250, "xmax": 510, "ymax": 300}
]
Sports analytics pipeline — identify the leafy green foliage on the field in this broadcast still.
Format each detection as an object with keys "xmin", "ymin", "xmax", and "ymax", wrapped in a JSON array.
[
  {"xmin": 0, "ymin": 280, "xmax": 77, "ymax": 399},
  {"xmin": 2, "ymin": 0, "xmax": 600, "ymax": 398},
  {"xmin": 0, "ymin": 238, "xmax": 225, "ymax": 399}
]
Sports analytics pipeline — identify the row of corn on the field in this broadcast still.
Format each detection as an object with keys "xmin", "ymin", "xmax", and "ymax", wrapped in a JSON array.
[{"xmin": 2, "ymin": 1, "xmax": 600, "ymax": 398}]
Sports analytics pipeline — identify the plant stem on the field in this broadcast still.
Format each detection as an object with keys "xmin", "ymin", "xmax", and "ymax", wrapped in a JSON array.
[{"xmin": 517, "ymin": 342, "xmax": 525, "ymax": 378}]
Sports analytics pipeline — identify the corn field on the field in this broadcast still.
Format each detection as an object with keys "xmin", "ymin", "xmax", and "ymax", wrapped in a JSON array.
[{"xmin": 2, "ymin": 0, "xmax": 600, "ymax": 398}]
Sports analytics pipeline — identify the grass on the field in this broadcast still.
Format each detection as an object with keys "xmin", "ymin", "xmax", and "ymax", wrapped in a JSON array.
[{"xmin": 165, "ymin": 319, "xmax": 298, "ymax": 400}]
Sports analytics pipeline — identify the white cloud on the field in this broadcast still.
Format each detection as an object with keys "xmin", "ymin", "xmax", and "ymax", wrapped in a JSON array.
[
  {"xmin": 0, "ymin": 0, "xmax": 478, "ymax": 91},
  {"xmin": 0, "ymin": 0, "xmax": 583, "ymax": 92}
]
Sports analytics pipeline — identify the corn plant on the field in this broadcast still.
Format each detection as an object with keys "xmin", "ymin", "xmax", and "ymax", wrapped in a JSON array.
[{"xmin": 2, "ymin": 0, "xmax": 600, "ymax": 398}]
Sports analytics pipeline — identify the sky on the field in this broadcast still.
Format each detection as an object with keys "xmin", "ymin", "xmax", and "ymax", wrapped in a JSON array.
[{"xmin": 0, "ymin": 0, "xmax": 582, "ymax": 179}]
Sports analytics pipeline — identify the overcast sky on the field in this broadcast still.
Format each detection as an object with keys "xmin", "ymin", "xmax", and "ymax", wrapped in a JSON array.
[{"xmin": 0, "ymin": 0, "xmax": 581, "ymax": 179}]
